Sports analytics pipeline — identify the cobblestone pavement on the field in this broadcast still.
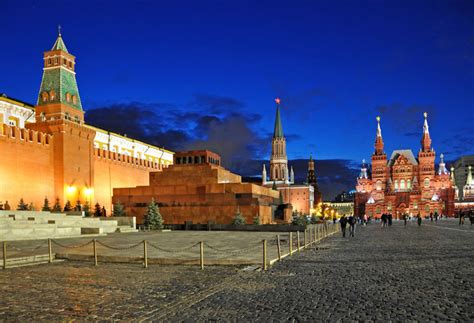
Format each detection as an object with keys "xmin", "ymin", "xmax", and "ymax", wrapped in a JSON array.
[{"xmin": 0, "ymin": 220, "xmax": 472, "ymax": 321}]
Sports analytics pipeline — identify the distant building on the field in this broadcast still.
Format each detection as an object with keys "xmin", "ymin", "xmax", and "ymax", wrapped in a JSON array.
[
  {"xmin": 262, "ymin": 99, "xmax": 314, "ymax": 215},
  {"xmin": 333, "ymin": 190, "xmax": 355, "ymax": 203},
  {"xmin": 327, "ymin": 202, "xmax": 354, "ymax": 217},
  {"xmin": 452, "ymin": 155, "xmax": 474, "ymax": 201},
  {"xmin": 354, "ymin": 114, "xmax": 455, "ymax": 219}
]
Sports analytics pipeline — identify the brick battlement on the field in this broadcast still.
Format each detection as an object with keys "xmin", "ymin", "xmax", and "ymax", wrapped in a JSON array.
[
  {"xmin": 93, "ymin": 148, "xmax": 163, "ymax": 170},
  {"xmin": 0, "ymin": 123, "xmax": 53, "ymax": 147}
]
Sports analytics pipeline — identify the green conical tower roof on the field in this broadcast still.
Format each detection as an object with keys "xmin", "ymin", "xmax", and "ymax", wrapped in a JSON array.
[
  {"xmin": 37, "ymin": 31, "xmax": 82, "ymax": 111},
  {"xmin": 51, "ymin": 34, "xmax": 68, "ymax": 52},
  {"xmin": 273, "ymin": 100, "xmax": 284, "ymax": 138}
]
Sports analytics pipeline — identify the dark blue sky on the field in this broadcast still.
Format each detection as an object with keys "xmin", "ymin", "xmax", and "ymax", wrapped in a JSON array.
[{"xmin": 1, "ymin": 0, "xmax": 473, "ymax": 197}]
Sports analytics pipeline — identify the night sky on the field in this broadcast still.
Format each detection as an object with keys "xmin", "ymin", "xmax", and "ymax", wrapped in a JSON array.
[{"xmin": 1, "ymin": 0, "xmax": 473, "ymax": 199}]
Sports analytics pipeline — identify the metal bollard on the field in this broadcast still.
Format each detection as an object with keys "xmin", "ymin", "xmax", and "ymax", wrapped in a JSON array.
[
  {"xmin": 143, "ymin": 240, "xmax": 148, "ymax": 268},
  {"xmin": 200, "ymin": 241, "xmax": 204, "ymax": 270},
  {"xmin": 3, "ymin": 242, "xmax": 6, "ymax": 270},
  {"xmin": 276, "ymin": 235, "xmax": 281, "ymax": 261},
  {"xmin": 289, "ymin": 232, "xmax": 293, "ymax": 256},
  {"xmin": 48, "ymin": 238, "xmax": 53, "ymax": 263},
  {"xmin": 297, "ymin": 231, "xmax": 301, "ymax": 252},
  {"xmin": 304, "ymin": 230, "xmax": 307, "ymax": 248},
  {"xmin": 262, "ymin": 239, "xmax": 267, "ymax": 271},
  {"xmin": 93, "ymin": 239, "xmax": 98, "ymax": 266}
]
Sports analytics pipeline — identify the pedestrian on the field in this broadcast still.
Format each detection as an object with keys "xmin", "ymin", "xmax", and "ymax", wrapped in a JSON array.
[
  {"xmin": 101, "ymin": 206, "xmax": 107, "ymax": 217},
  {"xmin": 363, "ymin": 213, "xmax": 368, "ymax": 226},
  {"xmin": 348, "ymin": 215, "xmax": 356, "ymax": 237},
  {"xmin": 333, "ymin": 216, "xmax": 336, "ymax": 224},
  {"xmin": 417, "ymin": 213, "xmax": 422, "ymax": 226},
  {"xmin": 4, "ymin": 201, "xmax": 10, "ymax": 210},
  {"xmin": 403, "ymin": 213, "xmax": 407, "ymax": 226},
  {"xmin": 340, "ymin": 215, "xmax": 348, "ymax": 238},
  {"xmin": 469, "ymin": 211, "xmax": 473, "ymax": 225},
  {"xmin": 459, "ymin": 211, "xmax": 464, "ymax": 225},
  {"xmin": 388, "ymin": 213, "xmax": 392, "ymax": 226}
]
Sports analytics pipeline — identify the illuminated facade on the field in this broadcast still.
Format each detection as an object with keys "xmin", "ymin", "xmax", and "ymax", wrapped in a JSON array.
[
  {"xmin": 0, "ymin": 32, "xmax": 173, "ymax": 212},
  {"xmin": 354, "ymin": 114, "xmax": 455, "ymax": 218}
]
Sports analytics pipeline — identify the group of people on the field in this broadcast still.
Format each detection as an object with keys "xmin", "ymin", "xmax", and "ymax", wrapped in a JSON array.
[
  {"xmin": 339, "ymin": 215, "xmax": 356, "ymax": 237},
  {"xmin": 380, "ymin": 213, "xmax": 393, "ymax": 228}
]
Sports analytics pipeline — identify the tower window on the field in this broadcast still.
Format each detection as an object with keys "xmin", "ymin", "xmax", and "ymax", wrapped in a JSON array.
[
  {"xmin": 41, "ymin": 92, "xmax": 49, "ymax": 102},
  {"xmin": 72, "ymin": 95, "xmax": 77, "ymax": 104},
  {"xmin": 63, "ymin": 58, "xmax": 67, "ymax": 65},
  {"xmin": 48, "ymin": 58, "xmax": 52, "ymax": 66},
  {"xmin": 49, "ymin": 90, "xmax": 56, "ymax": 101},
  {"xmin": 66, "ymin": 93, "xmax": 71, "ymax": 102},
  {"xmin": 40, "ymin": 112, "xmax": 46, "ymax": 122},
  {"xmin": 65, "ymin": 112, "xmax": 70, "ymax": 120}
]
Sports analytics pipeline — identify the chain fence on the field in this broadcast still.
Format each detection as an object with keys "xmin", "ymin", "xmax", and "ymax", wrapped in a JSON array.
[{"xmin": 2, "ymin": 223, "xmax": 340, "ymax": 270}]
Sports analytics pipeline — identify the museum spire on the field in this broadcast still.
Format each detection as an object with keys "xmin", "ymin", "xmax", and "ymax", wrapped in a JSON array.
[
  {"xmin": 273, "ymin": 98, "xmax": 284, "ymax": 138},
  {"xmin": 374, "ymin": 116, "xmax": 384, "ymax": 155},
  {"xmin": 421, "ymin": 112, "xmax": 432, "ymax": 152}
]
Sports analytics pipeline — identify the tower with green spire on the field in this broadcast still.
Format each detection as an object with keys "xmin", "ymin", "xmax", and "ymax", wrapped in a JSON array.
[
  {"xmin": 269, "ymin": 98, "xmax": 289, "ymax": 183},
  {"xmin": 36, "ymin": 27, "xmax": 84, "ymax": 122}
]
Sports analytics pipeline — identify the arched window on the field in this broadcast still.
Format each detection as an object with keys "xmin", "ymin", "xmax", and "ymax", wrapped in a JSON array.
[
  {"xmin": 64, "ymin": 112, "xmax": 70, "ymax": 120},
  {"xmin": 376, "ymin": 180, "xmax": 382, "ymax": 191},
  {"xmin": 400, "ymin": 179, "xmax": 406, "ymax": 190},
  {"xmin": 74, "ymin": 116, "xmax": 80, "ymax": 124},
  {"xmin": 394, "ymin": 180, "xmax": 398, "ymax": 190},
  {"xmin": 66, "ymin": 93, "xmax": 71, "ymax": 102},
  {"xmin": 424, "ymin": 178, "xmax": 430, "ymax": 187},
  {"xmin": 407, "ymin": 179, "xmax": 411, "ymax": 189},
  {"xmin": 41, "ymin": 92, "xmax": 49, "ymax": 102},
  {"xmin": 49, "ymin": 90, "xmax": 56, "ymax": 101},
  {"xmin": 72, "ymin": 95, "xmax": 77, "ymax": 104},
  {"xmin": 40, "ymin": 112, "xmax": 46, "ymax": 122}
]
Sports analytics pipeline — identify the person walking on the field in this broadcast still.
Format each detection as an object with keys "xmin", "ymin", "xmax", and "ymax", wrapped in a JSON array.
[
  {"xmin": 403, "ymin": 213, "xmax": 407, "ymax": 226},
  {"xmin": 340, "ymin": 215, "xmax": 348, "ymax": 238},
  {"xmin": 348, "ymin": 215, "xmax": 356, "ymax": 237},
  {"xmin": 388, "ymin": 213, "xmax": 393, "ymax": 226},
  {"xmin": 459, "ymin": 211, "xmax": 465, "ymax": 225},
  {"xmin": 417, "ymin": 213, "xmax": 422, "ymax": 226}
]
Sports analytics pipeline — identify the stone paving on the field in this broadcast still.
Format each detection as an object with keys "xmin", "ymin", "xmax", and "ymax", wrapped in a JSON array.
[{"xmin": 0, "ymin": 219, "xmax": 472, "ymax": 321}]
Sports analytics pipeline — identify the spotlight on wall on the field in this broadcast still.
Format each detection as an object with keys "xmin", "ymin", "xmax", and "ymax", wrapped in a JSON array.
[
  {"xmin": 85, "ymin": 188, "xmax": 93, "ymax": 196},
  {"xmin": 67, "ymin": 186, "xmax": 76, "ymax": 194}
]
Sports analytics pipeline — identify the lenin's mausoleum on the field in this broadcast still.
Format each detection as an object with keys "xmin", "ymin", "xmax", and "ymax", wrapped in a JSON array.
[{"xmin": 354, "ymin": 115, "xmax": 456, "ymax": 219}]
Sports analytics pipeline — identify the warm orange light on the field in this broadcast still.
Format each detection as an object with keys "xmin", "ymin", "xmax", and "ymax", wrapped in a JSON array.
[
  {"xmin": 275, "ymin": 97, "xmax": 281, "ymax": 105},
  {"xmin": 67, "ymin": 186, "xmax": 76, "ymax": 194},
  {"xmin": 85, "ymin": 188, "xmax": 93, "ymax": 196}
]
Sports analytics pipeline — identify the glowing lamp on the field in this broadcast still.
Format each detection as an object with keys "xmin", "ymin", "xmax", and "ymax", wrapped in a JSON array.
[
  {"xmin": 85, "ymin": 188, "xmax": 93, "ymax": 196},
  {"xmin": 275, "ymin": 97, "xmax": 281, "ymax": 105},
  {"xmin": 67, "ymin": 186, "xmax": 76, "ymax": 194}
]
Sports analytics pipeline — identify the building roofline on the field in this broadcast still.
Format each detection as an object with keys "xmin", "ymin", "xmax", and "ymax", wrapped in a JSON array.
[{"xmin": 0, "ymin": 94, "xmax": 35, "ymax": 110}]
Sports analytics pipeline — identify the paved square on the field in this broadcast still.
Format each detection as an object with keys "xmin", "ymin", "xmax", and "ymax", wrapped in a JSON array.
[{"xmin": 0, "ymin": 219, "xmax": 472, "ymax": 321}]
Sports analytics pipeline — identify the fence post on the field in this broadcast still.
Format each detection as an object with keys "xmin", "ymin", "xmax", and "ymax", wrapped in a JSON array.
[
  {"xmin": 289, "ymin": 232, "xmax": 293, "ymax": 256},
  {"xmin": 297, "ymin": 231, "xmax": 301, "ymax": 252},
  {"xmin": 93, "ymin": 239, "xmax": 98, "ymax": 266},
  {"xmin": 143, "ymin": 240, "xmax": 148, "ymax": 268},
  {"xmin": 304, "ymin": 230, "xmax": 307, "ymax": 248},
  {"xmin": 48, "ymin": 238, "xmax": 53, "ymax": 263},
  {"xmin": 200, "ymin": 241, "xmax": 204, "ymax": 270},
  {"xmin": 276, "ymin": 235, "xmax": 281, "ymax": 261},
  {"xmin": 313, "ymin": 226, "xmax": 316, "ymax": 244},
  {"xmin": 2, "ymin": 242, "xmax": 6, "ymax": 270},
  {"xmin": 262, "ymin": 239, "xmax": 267, "ymax": 271}
]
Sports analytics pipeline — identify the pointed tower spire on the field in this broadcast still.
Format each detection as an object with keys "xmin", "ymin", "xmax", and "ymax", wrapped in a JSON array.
[
  {"xmin": 438, "ymin": 153, "xmax": 449, "ymax": 175},
  {"xmin": 450, "ymin": 166, "xmax": 456, "ymax": 184},
  {"xmin": 466, "ymin": 165, "xmax": 473, "ymax": 186},
  {"xmin": 290, "ymin": 166, "xmax": 294, "ymax": 183},
  {"xmin": 359, "ymin": 159, "xmax": 368, "ymax": 179},
  {"xmin": 421, "ymin": 112, "xmax": 432, "ymax": 152},
  {"xmin": 262, "ymin": 164, "xmax": 267, "ymax": 185},
  {"xmin": 374, "ymin": 116, "xmax": 384, "ymax": 155},
  {"xmin": 273, "ymin": 98, "xmax": 284, "ymax": 138}
]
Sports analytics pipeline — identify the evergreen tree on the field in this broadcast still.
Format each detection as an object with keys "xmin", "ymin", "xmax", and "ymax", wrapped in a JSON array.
[
  {"xmin": 42, "ymin": 197, "xmax": 51, "ymax": 212},
  {"xmin": 63, "ymin": 200, "xmax": 73, "ymax": 212},
  {"xmin": 28, "ymin": 202, "xmax": 35, "ymax": 211},
  {"xmin": 83, "ymin": 201, "xmax": 91, "ymax": 217},
  {"xmin": 113, "ymin": 201, "xmax": 126, "ymax": 217},
  {"xmin": 52, "ymin": 198, "xmax": 62, "ymax": 213},
  {"xmin": 253, "ymin": 214, "xmax": 260, "ymax": 225},
  {"xmin": 17, "ymin": 198, "xmax": 28, "ymax": 211},
  {"xmin": 144, "ymin": 198, "xmax": 163, "ymax": 229},
  {"xmin": 75, "ymin": 200, "xmax": 82, "ymax": 211},
  {"xmin": 232, "ymin": 208, "xmax": 246, "ymax": 225},
  {"xmin": 94, "ymin": 203, "xmax": 102, "ymax": 217},
  {"xmin": 311, "ymin": 215, "xmax": 319, "ymax": 224}
]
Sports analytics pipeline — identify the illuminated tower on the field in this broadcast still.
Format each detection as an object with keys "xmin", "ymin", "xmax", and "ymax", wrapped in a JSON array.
[
  {"xmin": 307, "ymin": 154, "xmax": 322, "ymax": 203},
  {"xmin": 371, "ymin": 116, "xmax": 387, "ymax": 191},
  {"xmin": 417, "ymin": 112, "xmax": 436, "ymax": 194},
  {"xmin": 269, "ymin": 98, "xmax": 289, "ymax": 183},
  {"xmin": 28, "ymin": 28, "xmax": 95, "ymax": 205}
]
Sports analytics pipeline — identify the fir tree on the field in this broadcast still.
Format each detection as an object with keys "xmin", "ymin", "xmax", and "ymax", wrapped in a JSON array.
[
  {"xmin": 144, "ymin": 198, "xmax": 163, "ymax": 230},
  {"xmin": 232, "ymin": 207, "xmax": 246, "ymax": 225},
  {"xmin": 311, "ymin": 215, "xmax": 319, "ymax": 224},
  {"xmin": 42, "ymin": 197, "xmax": 51, "ymax": 211},
  {"xmin": 94, "ymin": 203, "xmax": 102, "ymax": 217},
  {"xmin": 52, "ymin": 198, "xmax": 62, "ymax": 213},
  {"xmin": 17, "ymin": 198, "xmax": 28, "ymax": 211},
  {"xmin": 83, "ymin": 201, "xmax": 91, "ymax": 217},
  {"xmin": 113, "ymin": 201, "xmax": 126, "ymax": 217},
  {"xmin": 63, "ymin": 200, "xmax": 73, "ymax": 212},
  {"xmin": 28, "ymin": 202, "xmax": 35, "ymax": 211},
  {"xmin": 253, "ymin": 214, "xmax": 260, "ymax": 225}
]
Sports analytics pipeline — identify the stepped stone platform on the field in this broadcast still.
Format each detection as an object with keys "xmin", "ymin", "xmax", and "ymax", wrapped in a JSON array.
[{"xmin": 0, "ymin": 211, "xmax": 136, "ymax": 241}]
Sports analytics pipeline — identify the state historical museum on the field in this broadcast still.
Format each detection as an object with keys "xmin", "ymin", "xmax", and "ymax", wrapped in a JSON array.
[{"xmin": 354, "ymin": 114, "xmax": 455, "ymax": 219}]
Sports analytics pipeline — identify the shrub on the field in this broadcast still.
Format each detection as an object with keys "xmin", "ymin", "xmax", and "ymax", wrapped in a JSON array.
[
  {"xmin": 52, "ymin": 198, "xmax": 62, "ymax": 213},
  {"xmin": 63, "ymin": 201, "xmax": 73, "ymax": 212},
  {"xmin": 232, "ymin": 209, "xmax": 246, "ymax": 225},
  {"xmin": 94, "ymin": 203, "xmax": 102, "ymax": 217},
  {"xmin": 83, "ymin": 201, "xmax": 91, "ymax": 217},
  {"xmin": 253, "ymin": 214, "xmax": 260, "ymax": 225},
  {"xmin": 144, "ymin": 198, "xmax": 163, "ymax": 230}
]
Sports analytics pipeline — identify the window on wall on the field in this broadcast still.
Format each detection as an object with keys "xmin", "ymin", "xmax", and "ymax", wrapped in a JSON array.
[
  {"xmin": 74, "ymin": 116, "xmax": 80, "ymax": 124},
  {"xmin": 394, "ymin": 180, "xmax": 399, "ymax": 190},
  {"xmin": 376, "ymin": 180, "xmax": 382, "ymax": 191},
  {"xmin": 424, "ymin": 178, "xmax": 430, "ymax": 187},
  {"xmin": 42, "ymin": 92, "xmax": 49, "ymax": 102},
  {"xmin": 407, "ymin": 180, "xmax": 411, "ymax": 189},
  {"xmin": 40, "ymin": 112, "xmax": 46, "ymax": 122},
  {"xmin": 400, "ymin": 179, "xmax": 406, "ymax": 190}
]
